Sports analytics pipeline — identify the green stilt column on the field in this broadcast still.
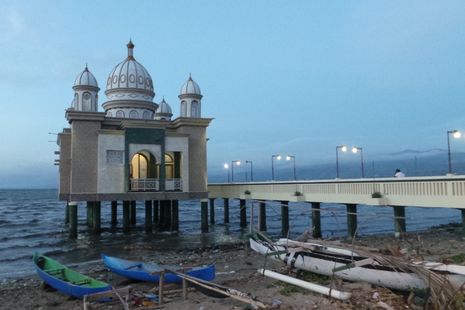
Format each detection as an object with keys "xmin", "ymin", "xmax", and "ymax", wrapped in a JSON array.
[
  {"xmin": 259, "ymin": 202, "xmax": 267, "ymax": 231},
  {"xmin": 65, "ymin": 203, "xmax": 70, "ymax": 224},
  {"xmin": 161, "ymin": 200, "xmax": 172, "ymax": 231},
  {"xmin": 111, "ymin": 201, "xmax": 118, "ymax": 226},
  {"xmin": 209, "ymin": 198, "xmax": 215, "ymax": 224},
  {"xmin": 393, "ymin": 206, "xmax": 406, "ymax": 238},
  {"xmin": 130, "ymin": 201, "xmax": 136, "ymax": 225},
  {"xmin": 159, "ymin": 200, "xmax": 166, "ymax": 230},
  {"xmin": 171, "ymin": 200, "xmax": 179, "ymax": 231},
  {"xmin": 311, "ymin": 202, "xmax": 322, "ymax": 238},
  {"xmin": 281, "ymin": 201, "xmax": 289, "ymax": 236},
  {"xmin": 86, "ymin": 201, "xmax": 93, "ymax": 227},
  {"xmin": 223, "ymin": 198, "xmax": 229, "ymax": 224},
  {"xmin": 240, "ymin": 199, "xmax": 247, "ymax": 228},
  {"xmin": 201, "ymin": 199, "xmax": 209, "ymax": 232},
  {"xmin": 91, "ymin": 201, "xmax": 101, "ymax": 234},
  {"xmin": 68, "ymin": 202, "xmax": 78, "ymax": 239},
  {"xmin": 145, "ymin": 200, "xmax": 152, "ymax": 233},
  {"xmin": 346, "ymin": 204, "xmax": 357, "ymax": 238},
  {"xmin": 153, "ymin": 200, "xmax": 159, "ymax": 226},
  {"xmin": 462, "ymin": 209, "xmax": 465, "ymax": 236},
  {"xmin": 123, "ymin": 201, "xmax": 130, "ymax": 233}
]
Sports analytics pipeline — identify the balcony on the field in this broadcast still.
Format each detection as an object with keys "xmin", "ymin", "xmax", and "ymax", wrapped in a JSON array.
[{"xmin": 129, "ymin": 178, "xmax": 182, "ymax": 192}]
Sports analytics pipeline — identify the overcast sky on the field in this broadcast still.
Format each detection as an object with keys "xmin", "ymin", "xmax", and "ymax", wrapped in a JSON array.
[{"xmin": 1, "ymin": 1, "xmax": 465, "ymax": 186}]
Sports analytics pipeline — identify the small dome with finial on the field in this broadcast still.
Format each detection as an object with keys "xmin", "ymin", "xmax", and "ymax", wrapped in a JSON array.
[
  {"xmin": 154, "ymin": 98, "xmax": 173, "ymax": 120},
  {"xmin": 179, "ymin": 74, "xmax": 202, "ymax": 97},
  {"xmin": 73, "ymin": 65, "xmax": 99, "ymax": 89}
]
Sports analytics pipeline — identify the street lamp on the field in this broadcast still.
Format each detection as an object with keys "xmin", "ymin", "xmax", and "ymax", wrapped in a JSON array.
[
  {"xmin": 336, "ymin": 145, "xmax": 347, "ymax": 178},
  {"xmin": 223, "ymin": 163, "xmax": 230, "ymax": 183},
  {"xmin": 447, "ymin": 130, "xmax": 461, "ymax": 174},
  {"xmin": 245, "ymin": 160, "xmax": 254, "ymax": 182},
  {"xmin": 271, "ymin": 155, "xmax": 282, "ymax": 181},
  {"xmin": 285, "ymin": 155, "xmax": 297, "ymax": 180},
  {"xmin": 231, "ymin": 160, "xmax": 241, "ymax": 182},
  {"xmin": 351, "ymin": 147, "xmax": 365, "ymax": 178}
]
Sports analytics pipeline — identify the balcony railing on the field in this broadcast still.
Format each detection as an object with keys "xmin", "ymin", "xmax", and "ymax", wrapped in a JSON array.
[{"xmin": 129, "ymin": 178, "xmax": 182, "ymax": 192}]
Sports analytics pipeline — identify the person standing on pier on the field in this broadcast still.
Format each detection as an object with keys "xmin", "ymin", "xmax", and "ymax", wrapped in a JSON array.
[{"xmin": 394, "ymin": 169, "xmax": 405, "ymax": 178}]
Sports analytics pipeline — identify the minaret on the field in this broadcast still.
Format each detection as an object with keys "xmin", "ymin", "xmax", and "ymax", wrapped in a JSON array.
[
  {"xmin": 72, "ymin": 65, "xmax": 99, "ymax": 112},
  {"xmin": 179, "ymin": 74, "xmax": 202, "ymax": 118}
]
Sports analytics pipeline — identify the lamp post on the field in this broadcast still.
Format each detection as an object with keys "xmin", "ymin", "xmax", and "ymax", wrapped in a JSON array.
[
  {"xmin": 351, "ymin": 147, "xmax": 365, "ymax": 178},
  {"xmin": 271, "ymin": 155, "xmax": 282, "ymax": 181},
  {"xmin": 335, "ymin": 145, "xmax": 347, "ymax": 178},
  {"xmin": 245, "ymin": 160, "xmax": 254, "ymax": 182},
  {"xmin": 447, "ymin": 130, "xmax": 461, "ymax": 174},
  {"xmin": 286, "ymin": 155, "xmax": 297, "ymax": 180},
  {"xmin": 223, "ymin": 163, "xmax": 230, "ymax": 183},
  {"xmin": 231, "ymin": 160, "xmax": 241, "ymax": 182}
]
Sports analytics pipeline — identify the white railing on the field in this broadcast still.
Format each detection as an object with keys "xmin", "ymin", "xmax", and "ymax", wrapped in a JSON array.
[
  {"xmin": 166, "ymin": 178, "xmax": 183, "ymax": 191},
  {"xmin": 130, "ymin": 178, "xmax": 159, "ymax": 191}
]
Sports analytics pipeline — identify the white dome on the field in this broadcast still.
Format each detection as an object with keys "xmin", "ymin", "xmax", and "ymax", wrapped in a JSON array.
[
  {"xmin": 105, "ymin": 41, "xmax": 154, "ymax": 98},
  {"xmin": 179, "ymin": 75, "xmax": 201, "ymax": 97},
  {"xmin": 154, "ymin": 98, "xmax": 173, "ymax": 120},
  {"xmin": 73, "ymin": 66, "xmax": 98, "ymax": 89}
]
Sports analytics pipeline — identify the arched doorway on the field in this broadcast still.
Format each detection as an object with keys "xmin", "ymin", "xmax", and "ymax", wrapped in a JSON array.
[{"xmin": 130, "ymin": 151, "xmax": 158, "ymax": 191}]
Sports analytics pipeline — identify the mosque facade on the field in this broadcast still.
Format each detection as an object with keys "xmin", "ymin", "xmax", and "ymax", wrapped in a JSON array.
[{"xmin": 57, "ymin": 41, "xmax": 212, "ymax": 203}]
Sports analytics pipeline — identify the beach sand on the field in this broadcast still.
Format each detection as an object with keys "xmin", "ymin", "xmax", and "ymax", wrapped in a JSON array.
[{"xmin": 2, "ymin": 224, "xmax": 465, "ymax": 310}]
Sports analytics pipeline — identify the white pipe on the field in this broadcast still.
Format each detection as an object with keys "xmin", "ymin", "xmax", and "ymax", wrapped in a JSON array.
[{"xmin": 258, "ymin": 269, "xmax": 351, "ymax": 301}]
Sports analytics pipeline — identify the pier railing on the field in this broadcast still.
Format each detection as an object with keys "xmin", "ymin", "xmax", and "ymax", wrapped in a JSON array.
[
  {"xmin": 130, "ymin": 178, "xmax": 183, "ymax": 192},
  {"xmin": 208, "ymin": 175, "xmax": 465, "ymax": 208}
]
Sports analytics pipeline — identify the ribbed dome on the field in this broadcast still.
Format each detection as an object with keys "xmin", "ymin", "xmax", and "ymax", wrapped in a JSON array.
[
  {"xmin": 73, "ymin": 66, "xmax": 98, "ymax": 89},
  {"xmin": 156, "ymin": 98, "xmax": 172, "ymax": 114},
  {"xmin": 179, "ymin": 75, "xmax": 201, "ymax": 96},
  {"xmin": 105, "ymin": 41, "xmax": 154, "ymax": 97}
]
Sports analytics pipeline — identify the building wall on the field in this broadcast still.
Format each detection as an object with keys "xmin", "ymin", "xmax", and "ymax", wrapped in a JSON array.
[
  {"xmin": 166, "ymin": 136, "xmax": 189, "ymax": 191},
  {"xmin": 58, "ymin": 132, "xmax": 71, "ymax": 196},
  {"xmin": 97, "ymin": 132, "xmax": 125, "ymax": 193}
]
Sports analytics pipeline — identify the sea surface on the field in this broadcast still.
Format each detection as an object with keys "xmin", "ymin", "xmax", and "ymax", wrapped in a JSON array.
[{"xmin": 0, "ymin": 188, "xmax": 462, "ymax": 279}]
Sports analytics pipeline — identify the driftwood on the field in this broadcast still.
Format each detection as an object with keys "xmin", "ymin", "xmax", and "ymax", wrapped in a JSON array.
[{"xmin": 83, "ymin": 286, "xmax": 131, "ymax": 310}]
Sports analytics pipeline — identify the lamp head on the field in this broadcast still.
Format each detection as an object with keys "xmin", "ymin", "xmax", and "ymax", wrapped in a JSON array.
[
  {"xmin": 341, "ymin": 146, "xmax": 347, "ymax": 152},
  {"xmin": 276, "ymin": 155, "xmax": 282, "ymax": 160},
  {"xmin": 351, "ymin": 147, "xmax": 358, "ymax": 154},
  {"xmin": 223, "ymin": 163, "xmax": 229, "ymax": 169},
  {"xmin": 453, "ymin": 131, "xmax": 462, "ymax": 139}
]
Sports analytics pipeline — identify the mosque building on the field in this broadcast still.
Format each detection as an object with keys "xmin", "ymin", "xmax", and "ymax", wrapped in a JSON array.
[{"xmin": 56, "ymin": 41, "xmax": 212, "ymax": 236}]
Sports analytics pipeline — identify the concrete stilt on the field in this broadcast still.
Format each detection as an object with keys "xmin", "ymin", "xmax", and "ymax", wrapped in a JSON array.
[
  {"xmin": 160, "ymin": 200, "xmax": 171, "ymax": 231},
  {"xmin": 145, "ymin": 200, "xmax": 153, "ymax": 233},
  {"xmin": 223, "ymin": 198, "xmax": 229, "ymax": 224},
  {"xmin": 68, "ymin": 202, "xmax": 78, "ymax": 239},
  {"xmin": 92, "ymin": 201, "xmax": 101, "ymax": 234},
  {"xmin": 159, "ymin": 200, "xmax": 166, "ymax": 229},
  {"xmin": 393, "ymin": 206, "xmax": 406, "ymax": 238},
  {"xmin": 86, "ymin": 201, "xmax": 93, "ymax": 227},
  {"xmin": 209, "ymin": 198, "xmax": 215, "ymax": 224},
  {"xmin": 65, "ymin": 203, "xmax": 70, "ymax": 224},
  {"xmin": 281, "ymin": 201, "xmax": 289, "ymax": 236},
  {"xmin": 346, "ymin": 204, "xmax": 357, "ymax": 238},
  {"xmin": 311, "ymin": 202, "xmax": 322, "ymax": 238},
  {"xmin": 461, "ymin": 209, "xmax": 465, "ymax": 236},
  {"xmin": 111, "ymin": 201, "xmax": 118, "ymax": 226},
  {"xmin": 171, "ymin": 200, "xmax": 179, "ymax": 231},
  {"xmin": 201, "ymin": 199, "xmax": 209, "ymax": 232},
  {"xmin": 123, "ymin": 201, "xmax": 130, "ymax": 233},
  {"xmin": 240, "ymin": 199, "xmax": 247, "ymax": 228},
  {"xmin": 153, "ymin": 200, "xmax": 159, "ymax": 225},
  {"xmin": 130, "ymin": 201, "xmax": 136, "ymax": 225},
  {"xmin": 259, "ymin": 202, "xmax": 267, "ymax": 231}
]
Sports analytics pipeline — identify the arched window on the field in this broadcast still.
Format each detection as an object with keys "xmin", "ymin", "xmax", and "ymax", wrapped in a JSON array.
[
  {"xmin": 165, "ymin": 153, "xmax": 174, "ymax": 179},
  {"xmin": 116, "ymin": 110, "xmax": 125, "ymax": 118},
  {"xmin": 107, "ymin": 111, "xmax": 112, "ymax": 117},
  {"xmin": 130, "ymin": 153, "xmax": 148, "ymax": 179},
  {"xmin": 74, "ymin": 93, "xmax": 79, "ymax": 109},
  {"xmin": 191, "ymin": 101, "xmax": 198, "ymax": 117},
  {"xmin": 129, "ymin": 110, "xmax": 139, "ymax": 119},
  {"xmin": 142, "ymin": 111, "xmax": 151, "ymax": 119},
  {"xmin": 82, "ymin": 92, "xmax": 92, "ymax": 111},
  {"xmin": 181, "ymin": 101, "xmax": 187, "ymax": 117}
]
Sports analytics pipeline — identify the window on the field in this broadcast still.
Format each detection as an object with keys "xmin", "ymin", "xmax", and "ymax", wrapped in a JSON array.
[
  {"xmin": 106, "ymin": 150, "xmax": 123, "ymax": 164},
  {"xmin": 82, "ymin": 92, "xmax": 92, "ymax": 111},
  {"xmin": 116, "ymin": 110, "xmax": 125, "ymax": 118},
  {"xmin": 181, "ymin": 101, "xmax": 187, "ymax": 116},
  {"xmin": 165, "ymin": 153, "xmax": 174, "ymax": 178},
  {"xmin": 129, "ymin": 110, "xmax": 139, "ymax": 119},
  {"xmin": 131, "ymin": 153, "xmax": 148, "ymax": 179},
  {"xmin": 191, "ymin": 101, "xmax": 198, "ymax": 117},
  {"xmin": 143, "ymin": 111, "xmax": 151, "ymax": 119}
]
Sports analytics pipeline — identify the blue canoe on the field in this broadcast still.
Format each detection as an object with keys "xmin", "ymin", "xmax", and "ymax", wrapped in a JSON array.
[
  {"xmin": 33, "ymin": 253, "xmax": 111, "ymax": 299},
  {"xmin": 102, "ymin": 254, "xmax": 215, "ymax": 283}
]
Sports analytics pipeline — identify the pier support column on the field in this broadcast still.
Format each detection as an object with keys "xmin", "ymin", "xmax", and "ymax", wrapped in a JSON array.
[
  {"xmin": 201, "ymin": 199, "xmax": 209, "ymax": 232},
  {"xmin": 281, "ymin": 201, "xmax": 289, "ymax": 236},
  {"xmin": 461, "ymin": 210, "xmax": 465, "ymax": 236},
  {"xmin": 153, "ymin": 200, "xmax": 159, "ymax": 227},
  {"xmin": 160, "ymin": 200, "xmax": 172, "ymax": 231},
  {"xmin": 68, "ymin": 202, "xmax": 78, "ymax": 239},
  {"xmin": 145, "ymin": 200, "xmax": 153, "ymax": 233},
  {"xmin": 92, "ymin": 201, "xmax": 101, "ymax": 234},
  {"xmin": 86, "ymin": 201, "xmax": 93, "ymax": 227},
  {"xmin": 311, "ymin": 202, "xmax": 322, "ymax": 238},
  {"xmin": 393, "ymin": 206, "xmax": 406, "ymax": 238},
  {"xmin": 123, "ymin": 201, "xmax": 130, "ymax": 233},
  {"xmin": 209, "ymin": 198, "xmax": 215, "ymax": 225},
  {"xmin": 240, "ymin": 199, "xmax": 247, "ymax": 228},
  {"xmin": 111, "ymin": 201, "xmax": 118, "ymax": 226},
  {"xmin": 223, "ymin": 198, "xmax": 229, "ymax": 224},
  {"xmin": 259, "ymin": 202, "xmax": 267, "ymax": 231},
  {"xmin": 171, "ymin": 200, "xmax": 179, "ymax": 231},
  {"xmin": 346, "ymin": 204, "xmax": 357, "ymax": 238},
  {"xmin": 130, "ymin": 201, "xmax": 137, "ymax": 225},
  {"xmin": 65, "ymin": 203, "xmax": 70, "ymax": 224}
]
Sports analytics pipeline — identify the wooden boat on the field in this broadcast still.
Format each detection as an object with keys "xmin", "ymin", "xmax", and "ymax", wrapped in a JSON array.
[
  {"xmin": 102, "ymin": 254, "xmax": 215, "ymax": 283},
  {"xmin": 33, "ymin": 253, "xmax": 111, "ymax": 299},
  {"xmin": 250, "ymin": 235, "xmax": 465, "ymax": 291}
]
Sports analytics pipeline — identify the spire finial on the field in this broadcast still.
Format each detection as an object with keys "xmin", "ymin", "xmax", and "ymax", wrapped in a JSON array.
[
  {"xmin": 189, "ymin": 73, "xmax": 192, "ymax": 80},
  {"xmin": 84, "ymin": 63, "xmax": 88, "ymax": 71},
  {"xmin": 127, "ymin": 39, "xmax": 135, "ymax": 59}
]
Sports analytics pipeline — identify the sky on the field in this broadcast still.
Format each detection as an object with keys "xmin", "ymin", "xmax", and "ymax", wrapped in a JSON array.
[{"xmin": 1, "ymin": 1, "xmax": 465, "ymax": 187}]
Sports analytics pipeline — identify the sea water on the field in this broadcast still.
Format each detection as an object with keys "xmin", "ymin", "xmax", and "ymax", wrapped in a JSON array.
[{"xmin": 0, "ymin": 188, "xmax": 461, "ymax": 279}]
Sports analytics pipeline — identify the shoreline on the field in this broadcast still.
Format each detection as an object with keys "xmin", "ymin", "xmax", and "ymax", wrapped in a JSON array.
[{"xmin": 2, "ymin": 224, "xmax": 465, "ymax": 309}]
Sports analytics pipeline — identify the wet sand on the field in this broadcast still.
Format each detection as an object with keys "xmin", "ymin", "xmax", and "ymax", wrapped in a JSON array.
[{"xmin": 2, "ymin": 224, "xmax": 465, "ymax": 309}]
